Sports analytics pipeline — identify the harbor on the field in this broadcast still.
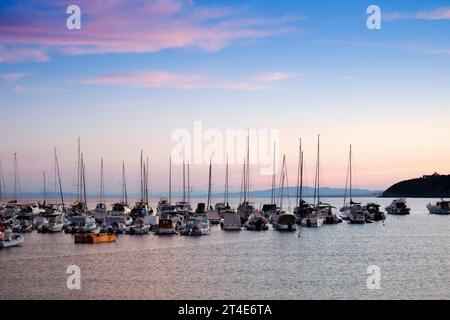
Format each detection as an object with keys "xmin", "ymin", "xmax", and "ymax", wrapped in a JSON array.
[{"xmin": 1, "ymin": 196, "xmax": 450, "ymax": 299}]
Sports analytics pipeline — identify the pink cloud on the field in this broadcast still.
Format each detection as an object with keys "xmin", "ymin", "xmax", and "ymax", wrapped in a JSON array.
[
  {"xmin": 0, "ymin": 45, "xmax": 49, "ymax": 63},
  {"xmin": 1, "ymin": 72, "xmax": 29, "ymax": 81},
  {"xmin": 0, "ymin": 0, "xmax": 300, "ymax": 63},
  {"xmin": 254, "ymin": 72, "xmax": 292, "ymax": 82},
  {"xmin": 81, "ymin": 70, "xmax": 292, "ymax": 90},
  {"xmin": 385, "ymin": 7, "xmax": 450, "ymax": 21}
]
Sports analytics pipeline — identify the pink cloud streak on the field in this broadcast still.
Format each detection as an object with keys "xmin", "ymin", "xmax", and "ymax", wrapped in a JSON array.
[
  {"xmin": 81, "ymin": 70, "xmax": 291, "ymax": 90},
  {"xmin": 385, "ymin": 7, "xmax": 450, "ymax": 21},
  {"xmin": 0, "ymin": 0, "xmax": 300, "ymax": 63}
]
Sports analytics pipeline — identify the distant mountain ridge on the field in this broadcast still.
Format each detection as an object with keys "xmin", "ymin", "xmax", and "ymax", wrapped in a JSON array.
[
  {"xmin": 381, "ymin": 173, "xmax": 450, "ymax": 198},
  {"xmin": 11, "ymin": 186, "xmax": 381, "ymax": 200}
]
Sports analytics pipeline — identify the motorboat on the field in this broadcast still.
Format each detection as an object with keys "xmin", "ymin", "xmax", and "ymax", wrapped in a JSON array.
[
  {"xmin": 244, "ymin": 213, "xmax": 269, "ymax": 231},
  {"xmin": 220, "ymin": 210, "xmax": 241, "ymax": 230},
  {"xmin": 92, "ymin": 203, "xmax": 108, "ymax": 224},
  {"xmin": 126, "ymin": 217, "xmax": 150, "ymax": 235},
  {"xmin": 64, "ymin": 214, "xmax": 99, "ymax": 234},
  {"xmin": 0, "ymin": 228, "xmax": 24, "ymax": 248},
  {"xmin": 348, "ymin": 202, "xmax": 366, "ymax": 224},
  {"xmin": 363, "ymin": 203, "xmax": 386, "ymax": 221},
  {"xmin": 427, "ymin": 200, "xmax": 450, "ymax": 215},
  {"xmin": 37, "ymin": 212, "xmax": 64, "ymax": 233},
  {"xmin": 154, "ymin": 215, "xmax": 180, "ymax": 235},
  {"xmin": 386, "ymin": 198, "xmax": 411, "ymax": 215},
  {"xmin": 180, "ymin": 215, "xmax": 211, "ymax": 236},
  {"xmin": 300, "ymin": 210, "xmax": 323, "ymax": 227},
  {"xmin": 319, "ymin": 203, "xmax": 342, "ymax": 224},
  {"xmin": 273, "ymin": 211, "xmax": 297, "ymax": 231}
]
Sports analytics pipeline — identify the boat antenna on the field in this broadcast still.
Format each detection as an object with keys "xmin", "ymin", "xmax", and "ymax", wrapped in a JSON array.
[{"xmin": 54, "ymin": 148, "xmax": 64, "ymax": 205}]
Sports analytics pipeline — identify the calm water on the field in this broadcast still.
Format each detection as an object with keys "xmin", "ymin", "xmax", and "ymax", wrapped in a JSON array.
[{"xmin": 1, "ymin": 197, "xmax": 450, "ymax": 300}]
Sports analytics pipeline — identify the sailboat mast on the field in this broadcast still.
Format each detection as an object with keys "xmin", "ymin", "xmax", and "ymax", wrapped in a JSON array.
[
  {"xmin": 245, "ymin": 129, "xmax": 250, "ymax": 202},
  {"xmin": 349, "ymin": 145, "xmax": 352, "ymax": 202},
  {"xmin": 317, "ymin": 134, "xmax": 320, "ymax": 207},
  {"xmin": 100, "ymin": 158, "xmax": 105, "ymax": 204},
  {"xmin": 280, "ymin": 155, "xmax": 286, "ymax": 210},
  {"xmin": 122, "ymin": 161, "xmax": 128, "ymax": 205},
  {"xmin": 145, "ymin": 157, "xmax": 149, "ymax": 204},
  {"xmin": 169, "ymin": 157, "xmax": 172, "ymax": 204},
  {"xmin": 77, "ymin": 137, "xmax": 81, "ymax": 202},
  {"xmin": 187, "ymin": 162, "xmax": 190, "ymax": 204},
  {"xmin": 207, "ymin": 158, "xmax": 212, "ymax": 209},
  {"xmin": 296, "ymin": 139, "xmax": 301, "ymax": 207},
  {"xmin": 140, "ymin": 150, "xmax": 144, "ymax": 203},
  {"xmin": 300, "ymin": 151, "xmax": 304, "ymax": 205},
  {"xmin": 240, "ymin": 158, "xmax": 245, "ymax": 204},
  {"xmin": 43, "ymin": 170, "xmax": 46, "ymax": 205},
  {"xmin": 55, "ymin": 148, "xmax": 64, "ymax": 205},
  {"xmin": 182, "ymin": 159, "xmax": 186, "ymax": 202},
  {"xmin": 81, "ymin": 154, "xmax": 87, "ymax": 204},
  {"xmin": 0, "ymin": 161, "xmax": 3, "ymax": 203},
  {"xmin": 14, "ymin": 153, "xmax": 17, "ymax": 202},
  {"xmin": 271, "ymin": 142, "xmax": 276, "ymax": 205},
  {"xmin": 224, "ymin": 155, "xmax": 229, "ymax": 204}
]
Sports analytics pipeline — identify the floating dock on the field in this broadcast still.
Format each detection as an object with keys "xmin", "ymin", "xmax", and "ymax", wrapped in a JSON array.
[{"xmin": 74, "ymin": 233, "xmax": 116, "ymax": 244}]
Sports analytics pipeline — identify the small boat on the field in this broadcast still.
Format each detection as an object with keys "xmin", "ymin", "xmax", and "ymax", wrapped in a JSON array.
[
  {"xmin": 0, "ymin": 228, "xmax": 24, "ymax": 248},
  {"xmin": 386, "ymin": 198, "xmax": 411, "ymax": 215},
  {"xmin": 180, "ymin": 215, "xmax": 211, "ymax": 236},
  {"xmin": 11, "ymin": 210, "xmax": 34, "ymax": 232},
  {"xmin": 244, "ymin": 213, "xmax": 269, "ymax": 231},
  {"xmin": 154, "ymin": 215, "xmax": 180, "ymax": 235},
  {"xmin": 348, "ymin": 202, "xmax": 366, "ymax": 224},
  {"xmin": 272, "ymin": 155, "xmax": 297, "ymax": 232},
  {"xmin": 220, "ymin": 210, "xmax": 241, "ymax": 230},
  {"xmin": 38, "ymin": 212, "xmax": 64, "ymax": 233},
  {"xmin": 74, "ymin": 232, "xmax": 116, "ymax": 244},
  {"xmin": 427, "ymin": 200, "xmax": 450, "ymax": 215},
  {"xmin": 320, "ymin": 203, "xmax": 342, "ymax": 224},
  {"xmin": 92, "ymin": 160, "xmax": 108, "ymax": 224},
  {"xmin": 301, "ymin": 135, "xmax": 324, "ymax": 228},
  {"xmin": 126, "ymin": 217, "xmax": 150, "ymax": 235},
  {"xmin": 300, "ymin": 211, "xmax": 323, "ymax": 227},
  {"xmin": 65, "ymin": 214, "xmax": 99, "ymax": 234},
  {"xmin": 363, "ymin": 203, "xmax": 386, "ymax": 221}
]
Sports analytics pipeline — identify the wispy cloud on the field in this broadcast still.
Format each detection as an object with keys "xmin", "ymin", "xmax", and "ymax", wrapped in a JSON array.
[
  {"xmin": 0, "ymin": 0, "xmax": 302, "ymax": 63},
  {"xmin": 254, "ymin": 72, "xmax": 293, "ymax": 82},
  {"xmin": 1, "ymin": 72, "xmax": 29, "ymax": 81},
  {"xmin": 385, "ymin": 7, "xmax": 450, "ymax": 21},
  {"xmin": 13, "ymin": 84, "xmax": 25, "ymax": 93},
  {"xmin": 81, "ymin": 70, "xmax": 291, "ymax": 90}
]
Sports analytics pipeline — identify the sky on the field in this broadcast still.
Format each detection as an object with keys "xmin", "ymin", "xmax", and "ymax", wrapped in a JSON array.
[{"xmin": 1, "ymin": 0, "xmax": 450, "ymax": 198}]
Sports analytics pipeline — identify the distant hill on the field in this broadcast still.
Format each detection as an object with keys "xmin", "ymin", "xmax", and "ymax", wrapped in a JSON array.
[{"xmin": 381, "ymin": 173, "xmax": 450, "ymax": 198}]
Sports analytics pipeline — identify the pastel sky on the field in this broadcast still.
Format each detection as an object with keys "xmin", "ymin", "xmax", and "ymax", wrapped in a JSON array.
[{"xmin": 1, "ymin": 0, "xmax": 450, "ymax": 198}]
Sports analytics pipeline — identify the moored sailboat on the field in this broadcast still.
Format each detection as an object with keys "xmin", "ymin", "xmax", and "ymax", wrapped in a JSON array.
[{"xmin": 272, "ymin": 155, "xmax": 296, "ymax": 231}]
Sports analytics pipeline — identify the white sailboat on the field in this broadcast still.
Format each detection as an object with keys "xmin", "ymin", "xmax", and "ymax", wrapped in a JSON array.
[
  {"xmin": 301, "ymin": 135, "xmax": 324, "ymax": 227},
  {"xmin": 238, "ymin": 131, "xmax": 257, "ymax": 224},
  {"xmin": 92, "ymin": 158, "xmax": 108, "ymax": 224},
  {"xmin": 272, "ymin": 155, "xmax": 296, "ymax": 231},
  {"xmin": 220, "ymin": 156, "xmax": 241, "ymax": 231}
]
